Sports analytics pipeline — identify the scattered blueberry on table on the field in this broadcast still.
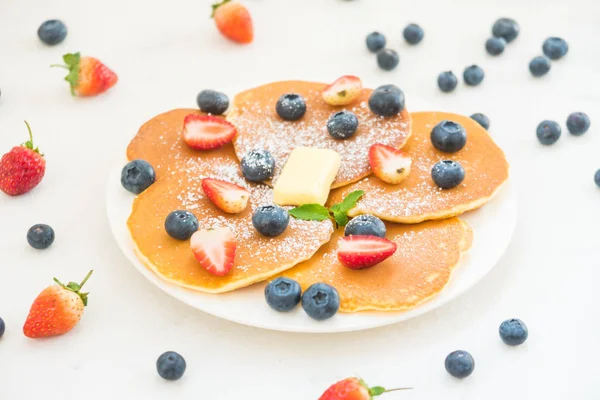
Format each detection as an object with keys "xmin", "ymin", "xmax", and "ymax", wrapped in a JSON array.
[
  {"xmin": 366, "ymin": 32, "xmax": 386, "ymax": 53},
  {"xmin": 594, "ymin": 169, "xmax": 600, "ymax": 188},
  {"xmin": 265, "ymin": 277, "xmax": 302, "ymax": 312},
  {"xmin": 566, "ymin": 112, "xmax": 590, "ymax": 136},
  {"xmin": 492, "ymin": 18, "xmax": 520, "ymax": 43},
  {"xmin": 0, "ymin": 317, "xmax": 5, "ymax": 338},
  {"xmin": 301, "ymin": 283, "xmax": 340, "ymax": 320},
  {"xmin": 26, "ymin": 224, "xmax": 55, "ymax": 250},
  {"xmin": 37, "ymin": 19, "xmax": 67, "ymax": 46},
  {"xmin": 499, "ymin": 318, "xmax": 529, "ymax": 346},
  {"xmin": 542, "ymin": 37, "xmax": 569, "ymax": 60},
  {"xmin": 463, "ymin": 65, "xmax": 484, "ymax": 86},
  {"xmin": 121, "ymin": 159, "xmax": 156, "ymax": 194},
  {"xmin": 196, "ymin": 89, "xmax": 229, "ymax": 115},
  {"xmin": 403, "ymin": 23, "xmax": 424, "ymax": 45},
  {"xmin": 252, "ymin": 205, "xmax": 290, "ymax": 237},
  {"xmin": 437, "ymin": 71, "xmax": 458, "ymax": 93},
  {"xmin": 431, "ymin": 120, "xmax": 467, "ymax": 153},
  {"xmin": 327, "ymin": 110, "xmax": 359, "ymax": 140},
  {"xmin": 445, "ymin": 350, "xmax": 475, "ymax": 378},
  {"xmin": 432, "ymin": 160, "xmax": 465, "ymax": 190},
  {"xmin": 377, "ymin": 48, "xmax": 399, "ymax": 71},
  {"xmin": 156, "ymin": 351, "xmax": 186, "ymax": 381},
  {"xmin": 368, "ymin": 84, "xmax": 405, "ymax": 117},
  {"xmin": 485, "ymin": 37, "xmax": 506, "ymax": 56},
  {"xmin": 471, "ymin": 113, "xmax": 490, "ymax": 130},
  {"xmin": 240, "ymin": 149, "xmax": 275, "ymax": 182},
  {"xmin": 276, "ymin": 93, "xmax": 306, "ymax": 121},
  {"xmin": 529, "ymin": 56, "xmax": 551, "ymax": 77},
  {"xmin": 536, "ymin": 120, "xmax": 561, "ymax": 145},
  {"xmin": 344, "ymin": 214, "xmax": 386, "ymax": 238},
  {"xmin": 164, "ymin": 210, "xmax": 199, "ymax": 240}
]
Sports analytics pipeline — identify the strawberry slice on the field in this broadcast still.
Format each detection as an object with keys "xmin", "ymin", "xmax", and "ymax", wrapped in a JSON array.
[
  {"xmin": 322, "ymin": 76, "xmax": 363, "ymax": 106},
  {"xmin": 337, "ymin": 235, "xmax": 397, "ymax": 270},
  {"xmin": 202, "ymin": 178, "xmax": 250, "ymax": 213},
  {"xmin": 183, "ymin": 114, "xmax": 237, "ymax": 150},
  {"xmin": 190, "ymin": 227, "xmax": 237, "ymax": 276},
  {"xmin": 368, "ymin": 143, "xmax": 412, "ymax": 184}
]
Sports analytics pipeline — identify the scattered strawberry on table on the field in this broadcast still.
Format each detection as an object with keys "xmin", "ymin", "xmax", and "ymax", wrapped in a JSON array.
[
  {"xmin": 23, "ymin": 270, "xmax": 93, "ymax": 339},
  {"xmin": 52, "ymin": 52, "xmax": 117, "ymax": 96},
  {"xmin": 212, "ymin": 0, "xmax": 254, "ymax": 44},
  {"xmin": 319, "ymin": 377, "xmax": 410, "ymax": 400},
  {"xmin": 0, "ymin": 121, "xmax": 46, "ymax": 196}
]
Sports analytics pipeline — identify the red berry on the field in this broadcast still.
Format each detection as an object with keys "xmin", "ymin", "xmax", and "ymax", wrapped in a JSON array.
[
  {"xmin": 322, "ymin": 76, "xmax": 363, "ymax": 106},
  {"xmin": 319, "ymin": 377, "xmax": 411, "ymax": 400},
  {"xmin": 190, "ymin": 227, "xmax": 237, "ymax": 276},
  {"xmin": 183, "ymin": 114, "xmax": 237, "ymax": 150},
  {"xmin": 337, "ymin": 235, "xmax": 397, "ymax": 269},
  {"xmin": 202, "ymin": 178, "xmax": 250, "ymax": 214},
  {"xmin": 369, "ymin": 143, "xmax": 412, "ymax": 184},
  {"xmin": 52, "ymin": 52, "xmax": 117, "ymax": 97},
  {"xmin": 212, "ymin": 0, "xmax": 254, "ymax": 44}
]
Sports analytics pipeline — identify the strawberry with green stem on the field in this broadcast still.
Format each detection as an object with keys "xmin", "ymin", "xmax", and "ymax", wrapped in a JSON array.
[
  {"xmin": 52, "ymin": 52, "xmax": 117, "ymax": 97},
  {"xmin": 319, "ymin": 377, "xmax": 411, "ymax": 400}
]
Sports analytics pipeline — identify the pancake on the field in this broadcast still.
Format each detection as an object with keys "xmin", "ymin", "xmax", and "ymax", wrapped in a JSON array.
[
  {"xmin": 280, "ymin": 218, "xmax": 473, "ymax": 312},
  {"xmin": 228, "ymin": 80, "xmax": 411, "ymax": 189},
  {"xmin": 125, "ymin": 110, "xmax": 334, "ymax": 293},
  {"xmin": 327, "ymin": 112, "xmax": 509, "ymax": 223}
]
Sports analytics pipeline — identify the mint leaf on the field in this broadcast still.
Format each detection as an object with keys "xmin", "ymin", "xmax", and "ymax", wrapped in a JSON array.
[
  {"xmin": 369, "ymin": 386, "xmax": 386, "ymax": 396},
  {"xmin": 289, "ymin": 204, "xmax": 330, "ymax": 221},
  {"xmin": 332, "ymin": 190, "xmax": 365, "ymax": 213},
  {"xmin": 333, "ymin": 211, "xmax": 348, "ymax": 227}
]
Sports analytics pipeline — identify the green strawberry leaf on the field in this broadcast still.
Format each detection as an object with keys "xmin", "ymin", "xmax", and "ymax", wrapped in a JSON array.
[
  {"xmin": 66, "ymin": 282, "xmax": 81, "ymax": 292},
  {"xmin": 369, "ymin": 386, "xmax": 386, "ymax": 397},
  {"xmin": 52, "ymin": 52, "xmax": 80, "ymax": 96},
  {"xmin": 332, "ymin": 190, "xmax": 365, "ymax": 213},
  {"xmin": 289, "ymin": 204, "xmax": 330, "ymax": 221},
  {"xmin": 211, "ymin": 0, "xmax": 231, "ymax": 17}
]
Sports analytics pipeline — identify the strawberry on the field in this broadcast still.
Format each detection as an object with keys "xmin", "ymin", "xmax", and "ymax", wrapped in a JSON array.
[
  {"xmin": 183, "ymin": 114, "xmax": 237, "ymax": 150},
  {"xmin": 52, "ymin": 52, "xmax": 117, "ymax": 97},
  {"xmin": 202, "ymin": 178, "xmax": 250, "ymax": 213},
  {"xmin": 23, "ymin": 270, "xmax": 93, "ymax": 339},
  {"xmin": 322, "ymin": 76, "xmax": 363, "ymax": 106},
  {"xmin": 337, "ymin": 235, "xmax": 397, "ymax": 270},
  {"xmin": 0, "ymin": 121, "xmax": 46, "ymax": 196},
  {"xmin": 190, "ymin": 227, "xmax": 237, "ymax": 276},
  {"xmin": 211, "ymin": 0, "xmax": 254, "ymax": 44},
  {"xmin": 319, "ymin": 377, "xmax": 410, "ymax": 400},
  {"xmin": 368, "ymin": 143, "xmax": 412, "ymax": 184}
]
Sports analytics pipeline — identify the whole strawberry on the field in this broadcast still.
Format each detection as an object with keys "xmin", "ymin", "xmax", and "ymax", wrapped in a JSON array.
[
  {"xmin": 212, "ymin": 0, "xmax": 254, "ymax": 44},
  {"xmin": 319, "ymin": 378, "xmax": 410, "ymax": 400},
  {"xmin": 23, "ymin": 270, "xmax": 93, "ymax": 339},
  {"xmin": 0, "ymin": 121, "xmax": 46, "ymax": 196},
  {"xmin": 52, "ymin": 52, "xmax": 117, "ymax": 96}
]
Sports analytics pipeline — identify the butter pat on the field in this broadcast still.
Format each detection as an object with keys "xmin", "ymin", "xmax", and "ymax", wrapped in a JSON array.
[{"xmin": 274, "ymin": 147, "xmax": 341, "ymax": 206}]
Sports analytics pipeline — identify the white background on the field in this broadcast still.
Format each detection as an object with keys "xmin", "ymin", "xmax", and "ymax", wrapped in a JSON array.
[{"xmin": 1, "ymin": 0, "xmax": 599, "ymax": 398}]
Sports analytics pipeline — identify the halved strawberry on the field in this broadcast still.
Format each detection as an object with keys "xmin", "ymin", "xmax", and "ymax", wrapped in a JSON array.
[
  {"xmin": 337, "ymin": 235, "xmax": 397, "ymax": 270},
  {"xmin": 202, "ymin": 178, "xmax": 250, "ymax": 213},
  {"xmin": 322, "ymin": 76, "xmax": 363, "ymax": 106},
  {"xmin": 369, "ymin": 143, "xmax": 412, "ymax": 184},
  {"xmin": 190, "ymin": 227, "xmax": 237, "ymax": 276},
  {"xmin": 183, "ymin": 114, "xmax": 237, "ymax": 150}
]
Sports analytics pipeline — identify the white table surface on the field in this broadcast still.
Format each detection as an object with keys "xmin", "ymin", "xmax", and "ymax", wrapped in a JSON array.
[{"xmin": 1, "ymin": 0, "xmax": 599, "ymax": 398}]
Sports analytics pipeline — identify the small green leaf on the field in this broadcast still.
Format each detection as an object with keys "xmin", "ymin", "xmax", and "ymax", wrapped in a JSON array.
[
  {"xmin": 80, "ymin": 293, "xmax": 89, "ymax": 307},
  {"xmin": 67, "ymin": 282, "xmax": 81, "ymax": 292},
  {"xmin": 62, "ymin": 52, "xmax": 80, "ymax": 67},
  {"xmin": 333, "ymin": 211, "xmax": 348, "ymax": 227},
  {"xmin": 332, "ymin": 190, "xmax": 364, "ymax": 213},
  {"xmin": 289, "ymin": 204, "xmax": 330, "ymax": 221},
  {"xmin": 369, "ymin": 386, "xmax": 386, "ymax": 397}
]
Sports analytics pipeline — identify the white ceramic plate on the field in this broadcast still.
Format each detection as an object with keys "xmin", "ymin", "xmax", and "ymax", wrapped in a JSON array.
[{"xmin": 106, "ymin": 165, "xmax": 517, "ymax": 334}]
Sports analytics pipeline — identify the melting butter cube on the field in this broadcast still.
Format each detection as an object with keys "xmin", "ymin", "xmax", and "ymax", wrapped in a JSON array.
[{"xmin": 274, "ymin": 147, "xmax": 341, "ymax": 206}]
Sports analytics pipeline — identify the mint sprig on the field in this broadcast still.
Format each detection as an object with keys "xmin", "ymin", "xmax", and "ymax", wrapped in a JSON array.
[{"xmin": 289, "ymin": 190, "xmax": 364, "ymax": 228}]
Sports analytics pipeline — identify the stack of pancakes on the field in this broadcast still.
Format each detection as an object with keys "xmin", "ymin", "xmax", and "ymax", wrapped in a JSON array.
[{"xmin": 126, "ymin": 81, "xmax": 509, "ymax": 313}]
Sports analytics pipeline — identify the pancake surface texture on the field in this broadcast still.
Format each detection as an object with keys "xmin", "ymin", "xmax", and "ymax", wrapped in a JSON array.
[
  {"xmin": 126, "ymin": 109, "xmax": 334, "ymax": 293},
  {"xmin": 281, "ymin": 218, "xmax": 473, "ymax": 312},
  {"xmin": 228, "ymin": 80, "xmax": 411, "ymax": 188},
  {"xmin": 328, "ymin": 111, "xmax": 509, "ymax": 223}
]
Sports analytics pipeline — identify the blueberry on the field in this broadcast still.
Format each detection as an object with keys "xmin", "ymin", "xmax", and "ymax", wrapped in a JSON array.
[
  {"xmin": 368, "ymin": 84, "xmax": 405, "ymax": 117},
  {"xmin": 463, "ymin": 65, "xmax": 484, "ymax": 86},
  {"xmin": 156, "ymin": 351, "xmax": 186, "ymax": 381},
  {"xmin": 264, "ymin": 277, "xmax": 302, "ymax": 312},
  {"xmin": 327, "ymin": 111, "xmax": 359, "ymax": 140},
  {"xmin": 437, "ymin": 71, "xmax": 458, "ymax": 93},
  {"xmin": 492, "ymin": 18, "xmax": 519, "ymax": 43},
  {"xmin": 445, "ymin": 350, "xmax": 475, "ymax": 379},
  {"xmin": 301, "ymin": 283, "xmax": 340, "ymax": 321},
  {"xmin": 366, "ymin": 32, "xmax": 386, "ymax": 53},
  {"xmin": 27, "ymin": 224, "xmax": 55, "ymax": 250},
  {"xmin": 0, "ymin": 317, "xmax": 4, "ymax": 338},
  {"xmin": 499, "ymin": 318, "xmax": 529, "ymax": 346},
  {"xmin": 430, "ymin": 120, "xmax": 467, "ymax": 153},
  {"xmin": 164, "ymin": 210, "xmax": 198, "ymax": 240},
  {"xmin": 241, "ymin": 149, "xmax": 275, "ymax": 182},
  {"xmin": 252, "ymin": 205, "xmax": 289, "ymax": 237},
  {"xmin": 377, "ymin": 49, "xmax": 399, "ymax": 71},
  {"xmin": 566, "ymin": 112, "xmax": 590, "ymax": 136},
  {"xmin": 196, "ymin": 90, "xmax": 229, "ymax": 115},
  {"xmin": 470, "ymin": 113, "xmax": 490, "ymax": 130},
  {"xmin": 536, "ymin": 120, "xmax": 561, "ymax": 145},
  {"xmin": 344, "ymin": 215, "xmax": 386, "ymax": 238},
  {"xmin": 403, "ymin": 23, "xmax": 424, "ymax": 45},
  {"xmin": 529, "ymin": 56, "xmax": 551, "ymax": 77},
  {"xmin": 37, "ymin": 20, "xmax": 67, "ymax": 46},
  {"xmin": 485, "ymin": 37, "xmax": 506, "ymax": 56},
  {"xmin": 595, "ymin": 169, "xmax": 600, "ymax": 188},
  {"xmin": 543, "ymin": 37, "xmax": 569, "ymax": 60},
  {"xmin": 432, "ymin": 160, "xmax": 465, "ymax": 189},
  {"xmin": 276, "ymin": 93, "xmax": 306, "ymax": 121},
  {"xmin": 121, "ymin": 159, "xmax": 156, "ymax": 195}
]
